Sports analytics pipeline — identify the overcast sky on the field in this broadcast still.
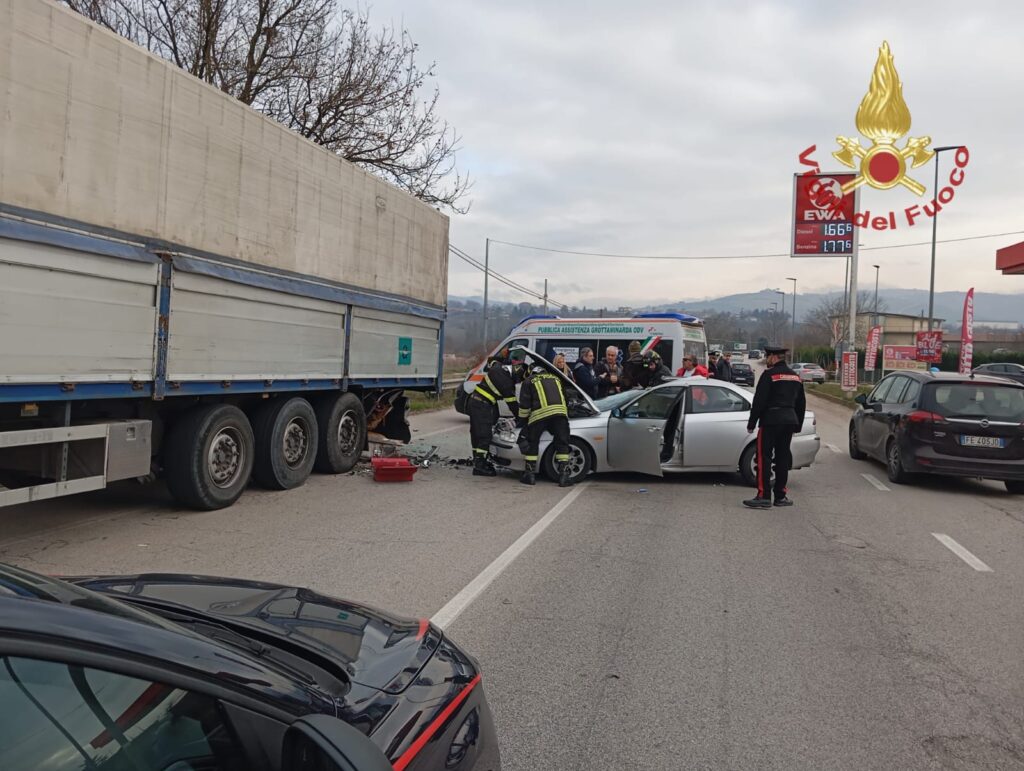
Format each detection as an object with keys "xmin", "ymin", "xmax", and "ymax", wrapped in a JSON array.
[{"xmin": 371, "ymin": 0, "xmax": 1024, "ymax": 307}]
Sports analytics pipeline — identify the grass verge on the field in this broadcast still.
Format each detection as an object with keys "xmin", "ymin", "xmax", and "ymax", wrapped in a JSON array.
[
  {"xmin": 407, "ymin": 390, "xmax": 458, "ymax": 414},
  {"xmin": 805, "ymin": 382, "xmax": 872, "ymax": 409}
]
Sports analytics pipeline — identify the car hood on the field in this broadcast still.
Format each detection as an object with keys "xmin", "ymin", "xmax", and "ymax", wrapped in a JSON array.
[{"xmin": 70, "ymin": 574, "xmax": 439, "ymax": 695}]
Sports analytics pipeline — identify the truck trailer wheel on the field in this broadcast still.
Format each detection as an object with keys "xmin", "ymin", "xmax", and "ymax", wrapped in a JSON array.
[
  {"xmin": 252, "ymin": 397, "xmax": 319, "ymax": 489},
  {"xmin": 165, "ymin": 404, "xmax": 255, "ymax": 510},
  {"xmin": 313, "ymin": 392, "xmax": 366, "ymax": 474}
]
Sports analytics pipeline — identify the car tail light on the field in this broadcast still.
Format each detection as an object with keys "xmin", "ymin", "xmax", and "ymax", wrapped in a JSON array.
[{"xmin": 907, "ymin": 410, "xmax": 947, "ymax": 424}]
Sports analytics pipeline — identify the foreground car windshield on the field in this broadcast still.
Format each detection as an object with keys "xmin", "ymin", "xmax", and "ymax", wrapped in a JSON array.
[
  {"xmin": 593, "ymin": 390, "xmax": 640, "ymax": 412},
  {"xmin": 924, "ymin": 383, "xmax": 1024, "ymax": 421}
]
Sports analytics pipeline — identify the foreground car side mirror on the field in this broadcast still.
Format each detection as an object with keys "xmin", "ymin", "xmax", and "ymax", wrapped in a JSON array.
[
  {"xmin": 854, "ymin": 394, "xmax": 868, "ymax": 406},
  {"xmin": 611, "ymin": 407, "xmax": 622, "ymax": 418},
  {"xmin": 282, "ymin": 715, "xmax": 392, "ymax": 771}
]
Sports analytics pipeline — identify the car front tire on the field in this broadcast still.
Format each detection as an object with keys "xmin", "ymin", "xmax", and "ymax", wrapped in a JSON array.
[
  {"xmin": 849, "ymin": 422, "xmax": 867, "ymax": 460},
  {"xmin": 542, "ymin": 437, "xmax": 592, "ymax": 484}
]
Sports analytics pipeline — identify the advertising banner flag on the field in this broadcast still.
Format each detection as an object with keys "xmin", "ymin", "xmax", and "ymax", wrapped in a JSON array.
[
  {"xmin": 841, "ymin": 351, "xmax": 859, "ymax": 392},
  {"xmin": 864, "ymin": 326, "xmax": 883, "ymax": 371},
  {"xmin": 915, "ymin": 330, "xmax": 943, "ymax": 363},
  {"xmin": 959, "ymin": 288, "xmax": 975, "ymax": 374}
]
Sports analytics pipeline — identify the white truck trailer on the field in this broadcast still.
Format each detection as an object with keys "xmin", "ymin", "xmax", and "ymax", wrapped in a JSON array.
[{"xmin": 0, "ymin": 0, "xmax": 449, "ymax": 509}]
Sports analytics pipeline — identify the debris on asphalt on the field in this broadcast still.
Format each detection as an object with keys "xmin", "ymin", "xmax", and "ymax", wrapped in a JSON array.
[{"xmin": 636, "ymin": 488, "xmax": 648, "ymax": 494}]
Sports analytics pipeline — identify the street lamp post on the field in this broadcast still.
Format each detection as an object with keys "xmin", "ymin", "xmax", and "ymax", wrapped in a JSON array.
[
  {"xmin": 774, "ymin": 290, "xmax": 786, "ymax": 345},
  {"xmin": 786, "ymin": 277, "xmax": 797, "ymax": 353},
  {"xmin": 482, "ymin": 238, "xmax": 490, "ymax": 352},
  {"xmin": 872, "ymin": 265, "xmax": 880, "ymax": 324},
  {"xmin": 927, "ymin": 146, "xmax": 963, "ymax": 331}
]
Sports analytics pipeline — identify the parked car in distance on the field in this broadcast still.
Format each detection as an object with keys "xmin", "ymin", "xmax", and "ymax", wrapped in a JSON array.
[
  {"xmin": 791, "ymin": 362, "xmax": 827, "ymax": 384},
  {"xmin": 848, "ymin": 370, "xmax": 1024, "ymax": 494},
  {"xmin": 973, "ymin": 362, "xmax": 1024, "ymax": 386},
  {"xmin": 731, "ymin": 362, "xmax": 755, "ymax": 386},
  {"xmin": 747, "ymin": 350, "xmax": 762, "ymax": 360},
  {"xmin": 0, "ymin": 563, "xmax": 501, "ymax": 771}
]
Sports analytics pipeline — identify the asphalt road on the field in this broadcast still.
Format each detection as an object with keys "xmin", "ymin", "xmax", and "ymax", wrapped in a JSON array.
[{"xmin": 2, "ymin": 378, "xmax": 1023, "ymax": 770}]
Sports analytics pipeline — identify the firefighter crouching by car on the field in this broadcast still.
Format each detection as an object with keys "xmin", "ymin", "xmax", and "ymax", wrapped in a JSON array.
[
  {"xmin": 468, "ymin": 349, "xmax": 525, "ymax": 477},
  {"xmin": 517, "ymin": 364, "xmax": 573, "ymax": 487},
  {"xmin": 743, "ymin": 345, "xmax": 806, "ymax": 509}
]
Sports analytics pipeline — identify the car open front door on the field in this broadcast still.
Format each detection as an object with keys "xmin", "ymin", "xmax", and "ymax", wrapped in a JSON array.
[{"xmin": 607, "ymin": 387, "xmax": 684, "ymax": 476}]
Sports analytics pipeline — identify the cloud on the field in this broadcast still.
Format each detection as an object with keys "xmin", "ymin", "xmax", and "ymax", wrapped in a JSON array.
[{"xmin": 371, "ymin": 0, "xmax": 1024, "ymax": 306}]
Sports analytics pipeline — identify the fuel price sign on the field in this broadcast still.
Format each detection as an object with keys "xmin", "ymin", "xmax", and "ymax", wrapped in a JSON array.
[{"xmin": 791, "ymin": 173, "xmax": 859, "ymax": 258}]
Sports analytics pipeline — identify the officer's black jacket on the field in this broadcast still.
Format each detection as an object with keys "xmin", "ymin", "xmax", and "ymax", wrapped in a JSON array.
[
  {"xmin": 477, "ymin": 361, "xmax": 519, "ymax": 414},
  {"xmin": 747, "ymin": 361, "xmax": 806, "ymax": 431}
]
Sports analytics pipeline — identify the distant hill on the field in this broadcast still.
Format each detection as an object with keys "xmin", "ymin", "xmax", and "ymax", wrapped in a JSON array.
[{"xmin": 654, "ymin": 289, "xmax": 1024, "ymax": 326}]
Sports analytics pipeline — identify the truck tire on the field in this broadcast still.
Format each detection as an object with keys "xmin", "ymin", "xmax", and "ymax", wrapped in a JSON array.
[
  {"xmin": 165, "ymin": 404, "xmax": 255, "ymax": 510},
  {"xmin": 252, "ymin": 397, "xmax": 319, "ymax": 490},
  {"xmin": 313, "ymin": 392, "xmax": 366, "ymax": 474}
]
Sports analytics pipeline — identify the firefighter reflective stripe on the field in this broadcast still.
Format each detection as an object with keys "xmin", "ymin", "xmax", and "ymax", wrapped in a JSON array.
[
  {"xmin": 482, "ymin": 373, "xmax": 500, "ymax": 396},
  {"xmin": 528, "ymin": 404, "xmax": 565, "ymax": 423},
  {"xmin": 504, "ymin": 396, "xmax": 517, "ymax": 403},
  {"xmin": 518, "ymin": 406, "xmax": 531, "ymax": 418},
  {"xmin": 473, "ymin": 448, "xmax": 488, "ymax": 456},
  {"xmin": 524, "ymin": 454, "xmax": 538, "ymax": 461},
  {"xmin": 554, "ymin": 454, "xmax": 570, "ymax": 461},
  {"xmin": 473, "ymin": 387, "xmax": 497, "ymax": 403}
]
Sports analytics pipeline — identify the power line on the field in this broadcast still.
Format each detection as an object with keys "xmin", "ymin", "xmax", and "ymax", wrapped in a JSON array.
[
  {"xmin": 486, "ymin": 230, "xmax": 1024, "ymax": 261},
  {"xmin": 449, "ymin": 244, "xmax": 568, "ymax": 308}
]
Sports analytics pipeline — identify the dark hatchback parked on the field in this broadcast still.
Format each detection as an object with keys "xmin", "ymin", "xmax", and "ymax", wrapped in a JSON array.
[
  {"xmin": 849, "ymin": 371, "xmax": 1024, "ymax": 493},
  {"xmin": 730, "ymin": 362, "xmax": 755, "ymax": 386},
  {"xmin": 0, "ymin": 564, "xmax": 500, "ymax": 771}
]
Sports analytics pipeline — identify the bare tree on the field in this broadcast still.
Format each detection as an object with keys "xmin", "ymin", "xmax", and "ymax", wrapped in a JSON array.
[
  {"xmin": 62, "ymin": 0, "xmax": 469, "ymax": 210},
  {"xmin": 803, "ymin": 292, "xmax": 887, "ymax": 346}
]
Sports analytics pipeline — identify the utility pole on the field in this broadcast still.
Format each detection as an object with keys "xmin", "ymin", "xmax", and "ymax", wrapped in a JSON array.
[
  {"xmin": 482, "ymin": 238, "xmax": 490, "ymax": 352},
  {"xmin": 927, "ymin": 146, "xmax": 963, "ymax": 331},
  {"xmin": 542, "ymin": 279, "xmax": 549, "ymax": 314},
  {"xmin": 786, "ymin": 277, "xmax": 797, "ymax": 353}
]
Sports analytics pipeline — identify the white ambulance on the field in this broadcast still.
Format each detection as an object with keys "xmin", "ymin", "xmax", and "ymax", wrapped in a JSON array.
[{"xmin": 455, "ymin": 313, "xmax": 708, "ymax": 414}]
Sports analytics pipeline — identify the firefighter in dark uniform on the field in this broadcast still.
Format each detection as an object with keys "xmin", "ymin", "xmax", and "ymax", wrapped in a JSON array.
[
  {"xmin": 468, "ymin": 349, "xmax": 524, "ymax": 477},
  {"xmin": 517, "ymin": 364, "xmax": 573, "ymax": 487},
  {"xmin": 743, "ymin": 345, "xmax": 806, "ymax": 509}
]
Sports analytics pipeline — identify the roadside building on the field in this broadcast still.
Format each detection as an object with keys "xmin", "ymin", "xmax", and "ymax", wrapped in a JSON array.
[{"xmin": 830, "ymin": 312, "xmax": 945, "ymax": 349}]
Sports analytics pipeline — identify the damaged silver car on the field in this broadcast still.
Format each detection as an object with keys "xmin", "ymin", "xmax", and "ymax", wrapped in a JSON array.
[{"xmin": 490, "ymin": 348, "xmax": 821, "ymax": 485}]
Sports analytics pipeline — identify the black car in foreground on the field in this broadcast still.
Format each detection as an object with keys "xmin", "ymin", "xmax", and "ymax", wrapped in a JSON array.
[
  {"xmin": 849, "ymin": 371, "xmax": 1024, "ymax": 493},
  {"xmin": 0, "ymin": 564, "xmax": 500, "ymax": 771},
  {"xmin": 730, "ymin": 362, "xmax": 755, "ymax": 386}
]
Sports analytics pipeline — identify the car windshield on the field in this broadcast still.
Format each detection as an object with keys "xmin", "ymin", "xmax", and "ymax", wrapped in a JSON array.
[
  {"xmin": 593, "ymin": 390, "xmax": 639, "ymax": 412},
  {"xmin": 923, "ymin": 383, "xmax": 1024, "ymax": 421}
]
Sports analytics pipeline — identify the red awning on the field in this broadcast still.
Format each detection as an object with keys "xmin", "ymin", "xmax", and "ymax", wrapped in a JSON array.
[{"xmin": 996, "ymin": 241, "xmax": 1024, "ymax": 274}]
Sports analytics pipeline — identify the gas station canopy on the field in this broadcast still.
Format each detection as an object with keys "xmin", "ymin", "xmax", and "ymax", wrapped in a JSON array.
[{"xmin": 996, "ymin": 241, "xmax": 1024, "ymax": 275}]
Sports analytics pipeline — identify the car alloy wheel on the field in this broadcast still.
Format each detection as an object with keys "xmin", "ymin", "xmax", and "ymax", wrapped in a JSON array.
[{"xmin": 886, "ymin": 439, "xmax": 908, "ymax": 484}]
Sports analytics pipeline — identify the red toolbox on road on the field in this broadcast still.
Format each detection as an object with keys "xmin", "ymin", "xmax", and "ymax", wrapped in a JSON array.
[{"xmin": 371, "ymin": 457, "xmax": 419, "ymax": 482}]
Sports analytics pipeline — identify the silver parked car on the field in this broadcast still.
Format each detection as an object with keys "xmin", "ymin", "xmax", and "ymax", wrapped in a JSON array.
[
  {"xmin": 491, "ymin": 349, "xmax": 820, "ymax": 485},
  {"xmin": 790, "ymin": 362, "xmax": 827, "ymax": 384}
]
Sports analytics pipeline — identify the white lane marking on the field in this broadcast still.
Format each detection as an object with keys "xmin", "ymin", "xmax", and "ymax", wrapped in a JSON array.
[
  {"xmin": 861, "ymin": 473, "xmax": 891, "ymax": 492},
  {"xmin": 932, "ymin": 533, "xmax": 993, "ymax": 572},
  {"xmin": 825, "ymin": 443, "xmax": 841, "ymax": 454},
  {"xmin": 431, "ymin": 482, "xmax": 589, "ymax": 630}
]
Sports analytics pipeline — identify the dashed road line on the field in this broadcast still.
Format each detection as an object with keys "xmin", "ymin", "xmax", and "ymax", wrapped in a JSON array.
[
  {"xmin": 431, "ymin": 482, "xmax": 589, "ymax": 630},
  {"xmin": 861, "ymin": 473, "xmax": 891, "ymax": 492},
  {"xmin": 932, "ymin": 533, "xmax": 993, "ymax": 572}
]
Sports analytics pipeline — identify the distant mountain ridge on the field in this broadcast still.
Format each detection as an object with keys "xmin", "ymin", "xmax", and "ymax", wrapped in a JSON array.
[{"xmin": 448, "ymin": 289, "xmax": 1024, "ymax": 326}]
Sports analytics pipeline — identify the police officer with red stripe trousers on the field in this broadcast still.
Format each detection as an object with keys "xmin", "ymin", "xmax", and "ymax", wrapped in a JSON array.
[{"xmin": 743, "ymin": 345, "xmax": 806, "ymax": 509}]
